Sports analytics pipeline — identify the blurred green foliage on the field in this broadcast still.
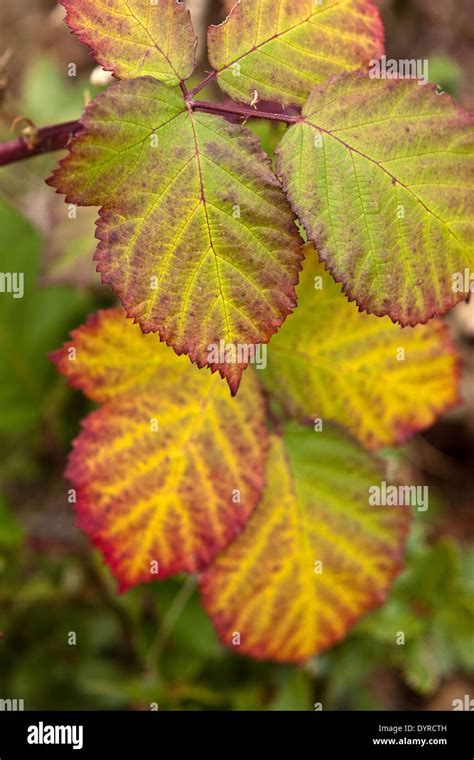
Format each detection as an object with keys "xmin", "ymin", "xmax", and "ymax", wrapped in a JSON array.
[
  {"xmin": 0, "ymin": 201, "xmax": 92, "ymax": 436},
  {"xmin": 0, "ymin": 485, "xmax": 473, "ymax": 710},
  {"xmin": 21, "ymin": 57, "xmax": 100, "ymax": 126},
  {"xmin": 428, "ymin": 55, "xmax": 463, "ymax": 97}
]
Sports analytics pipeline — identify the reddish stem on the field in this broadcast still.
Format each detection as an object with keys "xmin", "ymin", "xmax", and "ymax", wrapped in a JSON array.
[
  {"xmin": 0, "ymin": 92, "xmax": 300, "ymax": 168},
  {"xmin": 190, "ymin": 99, "xmax": 300, "ymax": 124},
  {"xmin": 0, "ymin": 120, "xmax": 81, "ymax": 166},
  {"xmin": 188, "ymin": 70, "xmax": 217, "ymax": 98}
]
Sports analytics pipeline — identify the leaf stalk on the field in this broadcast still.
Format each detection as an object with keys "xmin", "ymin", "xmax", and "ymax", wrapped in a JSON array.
[{"xmin": 0, "ymin": 83, "xmax": 300, "ymax": 167}]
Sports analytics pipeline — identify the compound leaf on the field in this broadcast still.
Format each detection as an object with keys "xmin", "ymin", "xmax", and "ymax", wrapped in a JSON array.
[
  {"xmin": 263, "ymin": 250, "xmax": 460, "ymax": 450},
  {"xmin": 51, "ymin": 309, "xmax": 269, "ymax": 591},
  {"xmin": 277, "ymin": 71, "xmax": 474, "ymax": 325},
  {"xmin": 61, "ymin": 0, "xmax": 198, "ymax": 83},
  {"xmin": 208, "ymin": 0, "xmax": 383, "ymax": 106},
  {"xmin": 200, "ymin": 425, "xmax": 409, "ymax": 663},
  {"xmin": 48, "ymin": 77, "xmax": 302, "ymax": 393}
]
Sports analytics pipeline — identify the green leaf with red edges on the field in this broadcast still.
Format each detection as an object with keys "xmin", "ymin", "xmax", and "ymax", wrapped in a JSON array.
[
  {"xmin": 51, "ymin": 309, "xmax": 269, "ymax": 591},
  {"xmin": 200, "ymin": 425, "xmax": 409, "ymax": 663},
  {"xmin": 208, "ymin": 0, "xmax": 384, "ymax": 106},
  {"xmin": 48, "ymin": 77, "xmax": 302, "ymax": 393},
  {"xmin": 60, "ymin": 0, "xmax": 198, "ymax": 83},
  {"xmin": 262, "ymin": 249, "xmax": 461, "ymax": 450},
  {"xmin": 277, "ymin": 70, "xmax": 474, "ymax": 325}
]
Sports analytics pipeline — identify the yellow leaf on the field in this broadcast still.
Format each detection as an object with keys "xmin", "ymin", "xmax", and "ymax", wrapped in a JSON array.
[
  {"xmin": 208, "ymin": 0, "xmax": 383, "ymax": 106},
  {"xmin": 201, "ymin": 426, "xmax": 409, "ymax": 663},
  {"xmin": 262, "ymin": 250, "xmax": 460, "ymax": 449},
  {"xmin": 61, "ymin": 0, "xmax": 198, "ymax": 83}
]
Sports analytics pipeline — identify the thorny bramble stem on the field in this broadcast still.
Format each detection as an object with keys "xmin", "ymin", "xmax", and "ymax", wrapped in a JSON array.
[
  {"xmin": 189, "ymin": 99, "xmax": 300, "ymax": 124},
  {"xmin": 187, "ymin": 70, "xmax": 217, "ymax": 98},
  {"xmin": 0, "ymin": 120, "xmax": 81, "ymax": 166},
  {"xmin": 0, "ymin": 86, "xmax": 301, "ymax": 167}
]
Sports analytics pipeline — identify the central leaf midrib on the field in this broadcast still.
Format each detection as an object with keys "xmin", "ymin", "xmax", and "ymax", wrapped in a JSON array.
[{"xmin": 185, "ymin": 106, "xmax": 232, "ymax": 344}]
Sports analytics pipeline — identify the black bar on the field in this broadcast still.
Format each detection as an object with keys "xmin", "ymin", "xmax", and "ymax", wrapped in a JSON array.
[{"xmin": 0, "ymin": 710, "xmax": 472, "ymax": 757}]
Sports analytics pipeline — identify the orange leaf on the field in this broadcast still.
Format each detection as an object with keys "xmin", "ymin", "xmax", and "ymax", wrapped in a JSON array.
[{"xmin": 51, "ymin": 309, "xmax": 269, "ymax": 590}]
